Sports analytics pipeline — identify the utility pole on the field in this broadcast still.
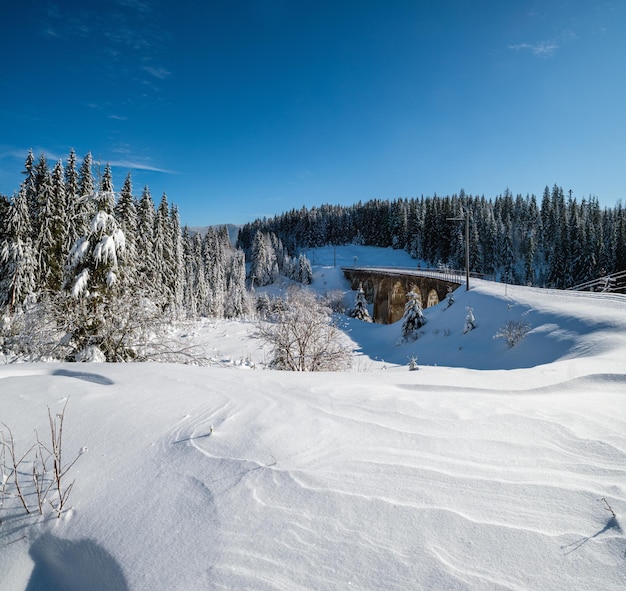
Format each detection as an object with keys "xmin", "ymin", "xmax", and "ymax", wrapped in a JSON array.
[{"xmin": 447, "ymin": 209, "xmax": 470, "ymax": 291}]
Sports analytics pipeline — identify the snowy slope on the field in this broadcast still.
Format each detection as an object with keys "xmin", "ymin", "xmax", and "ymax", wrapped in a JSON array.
[{"xmin": 1, "ymin": 246, "xmax": 625, "ymax": 591}]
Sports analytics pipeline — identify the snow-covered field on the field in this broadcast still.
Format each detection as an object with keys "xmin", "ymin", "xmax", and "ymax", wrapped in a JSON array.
[{"xmin": 1, "ymin": 245, "xmax": 625, "ymax": 590}]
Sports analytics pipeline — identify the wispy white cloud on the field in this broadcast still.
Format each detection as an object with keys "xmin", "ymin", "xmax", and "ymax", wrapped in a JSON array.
[
  {"xmin": 44, "ymin": 27, "xmax": 61, "ymax": 38},
  {"xmin": 116, "ymin": 0, "xmax": 152, "ymax": 15},
  {"xmin": 143, "ymin": 66, "xmax": 171, "ymax": 80},
  {"xmin": 508, "ymin": 40, "xmax": 559, "ymax": 57},
  {"xmin": 108, "ymin": 114, "xmax": 128, "ymax": 121},
  {"xmin": 0, "ymin": 146, "xmax": 63, "ymax": 162},
  {"xmin": 107, "ymin": 159, "xmax": 177, "ymax": 175},
  {"xmin": 0, "ymin": 147, "xmax": 175, "ymax": 176}
]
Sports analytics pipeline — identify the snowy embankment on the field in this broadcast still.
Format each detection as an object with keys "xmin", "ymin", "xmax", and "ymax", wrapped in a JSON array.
[{"xmin": 1, "ymin": 246, "xmax": 625, "ymax": 590}]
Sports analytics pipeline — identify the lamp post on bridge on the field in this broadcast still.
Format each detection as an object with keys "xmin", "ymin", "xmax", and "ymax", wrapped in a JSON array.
[{"xmin": 447, "ymin": 209, "xmax": 470, "ymax": 291}]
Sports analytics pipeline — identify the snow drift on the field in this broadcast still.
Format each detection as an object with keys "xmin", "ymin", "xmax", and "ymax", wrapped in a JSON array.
[{"xmin": 1, "ymin": 246, "xmax": 625, "ymax": 590}]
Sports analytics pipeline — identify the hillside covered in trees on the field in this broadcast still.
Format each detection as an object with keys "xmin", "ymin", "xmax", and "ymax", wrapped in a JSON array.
[
  {"xmin": 238, "ymin": 188, "xmax": 626, "ymax": 288},
  {"xmin": 0, "ymin": 150, "xmax": 249, "ymax": 361},
  {"xmin": 2, "ymin": 149, "xmax": 626, "ymax": 361}
]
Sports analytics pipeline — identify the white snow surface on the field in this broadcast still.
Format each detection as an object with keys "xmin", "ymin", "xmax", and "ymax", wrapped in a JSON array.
[{"xmin": 1, "ymin": 245, "xmax": 625, "ymax": 590}]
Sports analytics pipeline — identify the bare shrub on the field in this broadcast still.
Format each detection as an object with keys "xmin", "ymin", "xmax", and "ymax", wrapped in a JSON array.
[
  {"xmin": 37, "ymin": 400, "xmax": 85, "ymax": 517},
  {"xmin": 0, "ymin": 400, "xmax": 84, "ymax": 519},
  {"xmin": 321, "ymin": 290, "xmax": 346, "ymax": 314},
  {"xmin": 0, "ymin": 424, "xmax": 34, "ymax": 515},
  {"xmin": 257, "ymin": 286, "xmax": 352, "ymax": 371},
  {"xmin": 494, "ymin": 320, "xmax": 531, "ymax": 348}
]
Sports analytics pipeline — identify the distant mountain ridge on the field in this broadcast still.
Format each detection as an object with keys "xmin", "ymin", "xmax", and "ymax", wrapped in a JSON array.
[{"xmin": 188, "ymin": 223, "xmax": 241, "ymax": 245}]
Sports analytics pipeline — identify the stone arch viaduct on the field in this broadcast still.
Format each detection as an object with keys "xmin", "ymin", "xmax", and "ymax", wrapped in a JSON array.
[{"xmin": 342, "ymin": 267, "xmax": 463, "ymax": 324}]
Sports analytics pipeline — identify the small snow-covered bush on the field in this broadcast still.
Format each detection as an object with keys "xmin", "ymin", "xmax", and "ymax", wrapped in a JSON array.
[
  {"xmin": 75, "ymin": 344, "xmax": 106, "ymax": 362},
  {"xmin": 446, "ymin": 287, "xmax": 455, "ymax": 308},
  {"xmin": 257, "ymin": 286, "xmax": 352, "ymax": 371},
  {"xmin": 494, "ymin": 320, "xmax": 531, "ymax": 348},
  {"xmin": 322, "ymin": 290, "xmax": 346, "ymax": 314}
]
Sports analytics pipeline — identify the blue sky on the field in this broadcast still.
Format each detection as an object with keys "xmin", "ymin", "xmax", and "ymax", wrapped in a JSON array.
[{"xmin": 1, "ymin": 1, "xmax": 624, "ymax": 226}]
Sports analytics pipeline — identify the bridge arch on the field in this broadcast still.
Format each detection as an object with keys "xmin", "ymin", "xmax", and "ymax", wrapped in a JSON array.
[
  {"xmin": 343, "ymin": 267, "xmax": 461, "ymax": 324},
  {"xmin": 427, "ymin": 289, "xmax": 439, "ymax": 308}
]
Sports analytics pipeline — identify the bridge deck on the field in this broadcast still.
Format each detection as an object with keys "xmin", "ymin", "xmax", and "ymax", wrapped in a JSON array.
[{"xmin": 342, "ymin": 266, "xmax": 465, "ymax": 286}]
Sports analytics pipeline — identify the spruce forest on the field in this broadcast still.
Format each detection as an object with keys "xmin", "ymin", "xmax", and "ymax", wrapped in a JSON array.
[
  {"xmin": 0, "ymin": 150, "xmax": 251, "ymax": 362},
  {"xmin": 237, "ymin": 188, "xmax": 626, "ymax": 289},
  {"xmin": 2, "ymin": 149, "xmax": 626, "ymax": 362}
]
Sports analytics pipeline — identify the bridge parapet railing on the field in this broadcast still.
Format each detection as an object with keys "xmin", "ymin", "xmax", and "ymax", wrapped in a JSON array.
[{"xmin": 342, "ymin": 266, "xmax": 486, "ymax": 286}]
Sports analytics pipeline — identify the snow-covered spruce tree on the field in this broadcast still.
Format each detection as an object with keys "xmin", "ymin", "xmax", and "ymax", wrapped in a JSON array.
[
  {"xmin": 0, "ymin": 186, "xmax": 37, "ymax": 313},
  {"xmin": 60, "ymin": 208, "xmax": 128, "ymax": 360},
  {"xmin": 97, "ymin": 163, "xmax": 116, "ymax": 214},
  {"xmin": 401, "ymin": 290, "xmax": 426, "ymax": 342},
  {"xmin": 169, "ymin": 204, "xmax": 186, "ymax": 314},
  {"xmin": 257, "ymin": 286, "xmax": 351, "ymax": 371},
  {"xmin": 30, "ymin": 153, "xmax": 49, "ymax": 235},
  {"xmin": 64, "ymin": 149, "xmax": 81, "ymax": 250},
  {"xmin": 349, "ymin": 283, "xmax": 372, "ymax": 322},
  {"xmin": 445, "ymin": 286, "xmax": 455, "ymax": 308},
  {"xmin": 113, "ymin": 172, "xmax": 139, "ymax": 284},
  {"xmin": 202, "ymin": 227, "xmax": 227, "ymax": 317},
  {"xmin": 20, "ymin": 149, "xmax": 37, "ymax": 221},
  {"xmin": 35, "ymin": 160, "xmax": 68, "ymax": 292},
  {"xmin": 153, "ymin": 193, "xmax": 177, "ymax": 313},
  {"xmin": 224, "ymin": 248, "xmax": 249, "ymax": 318},
  {"xmin": 76, "ymin": 152, "xmax": 97, "ymax": 233},
  {"xmin": 183, "ymin": 230, "xmax": 208, "ymax": 317},
  {"xmin": 297, "ymin": 253, "xmax": 313, "ymax": 284},
  {"xmin": 282, "ymin": 252, "xmax": 313, "ymax": 284},
  {"xmin": 250, "ymin": 231, "xmax": 278, "ymax": 287},
  {"xmin": 135, "ymin": 186, "xmax": 157, "ymax": 296},
  {"xmin": 463, "ymin": 306, "xmax": 476, "ymax": 333},
  {"xmin": 0, "ymin": 193, "xmax": 9, "ymax": 241}
]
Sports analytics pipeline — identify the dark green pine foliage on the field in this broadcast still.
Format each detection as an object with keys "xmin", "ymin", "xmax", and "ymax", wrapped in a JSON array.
[
  {"xmin": 203, "ymin": 226, "xmax": 228, "ymax": 317},
  {"xmin": 613, "ymin": 203, "xmax": 626, "ymax": 270},
  {"xmin": 136, "ymin": 186, "xmax": 157, "ymax": 294},
  {"xmin": 98, "ymin": 163, "xmax": 116, "ymax": 214},
  {"xmin": 21, "ymin": 150, "xmax": 37, "ymax": 224},
  {"xmin": 153, "ymin": 193, "xmax": 175, "ymax": 310},
  {"xmin": 0, "ymin": 186, "xmax": 37, "ymax": 312},
  {"xmin": 468, "ymin": 215, "xmax": 482, "ymax": 274},
  {"xmin": 64, "ymin": 149, "xmax": 82, "ymax": 252},
  {"xmin": 522, "ymin": 230, "xmax": 536, "ymax": 285},
  {"xmin": 114, "ymin": 173, "xmax": 138, "ymax": 282},
  {"xmin": 78, "ymin": 152, "xmax": 96, "ymax": 227},
  {"xmin": 225, "ymin": 248, "xmax": 248, "ymax": 318},
  {"xmin": 169, "ymin": 204, "xmax": 185, "ymax": 312},
  {"xmin": 481, "ymin": 208, "xmax": 498, "ymax": 277},
  {"xmin": 40, "ymin": 160, "xmax": 68, "ymax": 292},
  {"xmin": 30, "ymin": 153, "xmax": 49, "ymax": 238},
  {"xmin": 182, "ymin": 229, "xmax": 203, "ymax": 316},
  {"xmin": 33, "ymin": 166, "xmax": 55, "ymax": 289},
  {"xmin": 501, "ymin": 215, "xmax": 515, "ymax": 282}
]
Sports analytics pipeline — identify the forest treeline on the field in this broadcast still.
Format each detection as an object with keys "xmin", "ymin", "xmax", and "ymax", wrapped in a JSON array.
[
  {"xmin": 237, "ymin": 188, "xmax": 626, "ymax": 288},
  {"xmin": 0, "ymin": 149, "xmax": 250, "ymax": 317},
  {"xmin": 0, "ymin": 150, "xmax": 251, "ymax": 360}
]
